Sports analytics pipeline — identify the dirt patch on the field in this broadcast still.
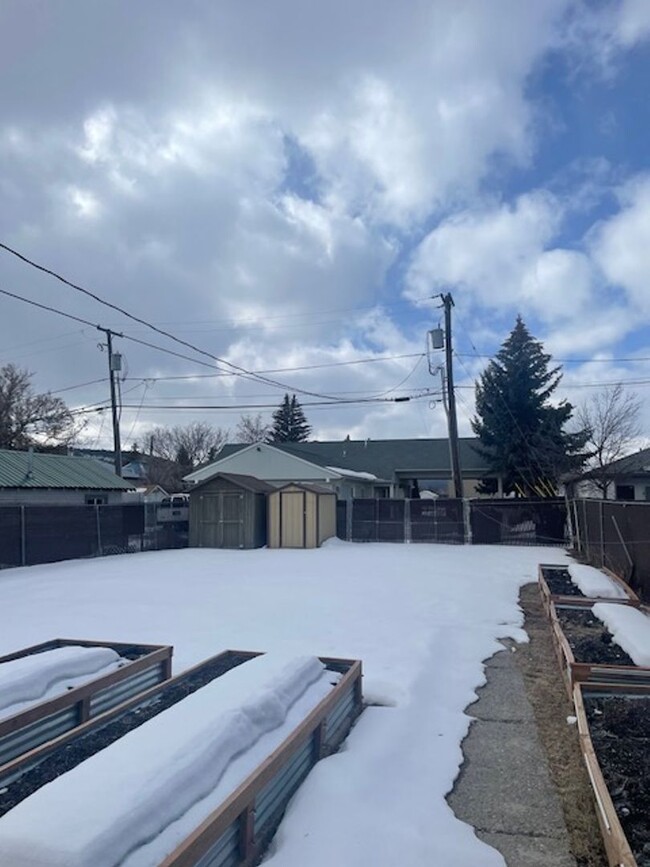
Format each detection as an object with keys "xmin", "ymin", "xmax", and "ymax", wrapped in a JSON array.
[
  {"xmin": 541, "ymin": 566, "xmax": 585, "ymax": 599},
  {"xmin": 515, "ymin": 584, "xmax": 607, "ymax": 867},
  {"xmin": 585, "ymin": 695, "xmax": 650, "ymax": 866},
  {"xmin": 556, "ymin": 607, "xmax": 635, "ymax": 666}
]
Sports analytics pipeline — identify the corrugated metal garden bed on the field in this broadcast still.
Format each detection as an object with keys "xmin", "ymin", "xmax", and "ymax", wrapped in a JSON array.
[
  {"xmin": 0, "ymin": 648, "xmax": 256, "ymax": 807},
  {"xmin": 160, "ymin": 656, "xmax": 362, "ymax": 867},
  {"xmin": 548, "ymin": 601, "xmax": 650, "ymax": 696},
  {"xmin": 538, "ymin": 564, "xmax": 638, "ymax": 612},
  {"xmin": 0, "ymin": 652, "xmax": 363, "ymax": 867},
  {"xmin": 0, "ymin": 638, "xmax": 172, "ymax": 776},
  {"xmin": 574, "ymin": 682, "xmax": 650, "ymax": 867}
]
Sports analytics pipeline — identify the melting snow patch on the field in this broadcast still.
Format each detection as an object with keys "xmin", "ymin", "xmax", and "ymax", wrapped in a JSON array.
[
  {"xmin": 568, "ymin": 563, "xmax": 628, "ymax": 600},
  {"xmin": 592, "ymin": 603, "xmax": 650, "ymax": 667}
]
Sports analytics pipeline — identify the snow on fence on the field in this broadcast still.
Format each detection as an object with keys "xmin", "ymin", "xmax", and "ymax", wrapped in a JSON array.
[
  {"xmin": 537, "ymin": 563, "xmax": 639, "ymax": 613},
  {"xmin": 0, "ymin": 653, "xmax": 362, "ymax": 867},
  {"xmin": 0, "ymin": 639, "xmax": 172, "ymax": 777},
  {"xmin": 573, "ymin": 682, "xmax": 649, "ymax": 867}
]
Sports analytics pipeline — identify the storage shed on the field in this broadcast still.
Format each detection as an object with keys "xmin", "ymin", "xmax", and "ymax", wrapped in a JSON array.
[
  {"xmin": 189, "ymin": 473, "xmax": 273, "ymax": 549},
  {"xmin": 268, "ymin": 483, "xmax": 337, "ymax": 549}
]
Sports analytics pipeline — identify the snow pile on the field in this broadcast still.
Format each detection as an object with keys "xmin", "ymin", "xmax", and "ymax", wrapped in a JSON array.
[
  {"xmin": 325, "ymin": 465, "xmax": 378, "ymax": 481},
  {"xmin": 0, "ymin": 653, "xmax": 337, "ymax": 867},
  {"xmin": 592, "ymin": 603, "xmax": 650, "ymax": 666},
  {"xmin": 568, "ymin": 563, "xmax": 628, "ymax": 599},
  {"xmin": 0, "ymin": 645, "xmax": 125, "ymax": 722}
]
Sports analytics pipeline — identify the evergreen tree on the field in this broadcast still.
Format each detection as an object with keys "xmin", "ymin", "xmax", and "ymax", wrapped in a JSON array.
[
  {"xmin": 472, "ymin": 317, "xmax": 587, "ymax": 496},
  {"xmin": 268, "ymin": 394, "xmax": 311, "ymax": 443}
]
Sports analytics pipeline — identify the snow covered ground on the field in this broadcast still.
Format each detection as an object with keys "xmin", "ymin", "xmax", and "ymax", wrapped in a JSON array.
[{"xmin": 0, "ymin": 540, "xmax": 569, "ymax": 867}]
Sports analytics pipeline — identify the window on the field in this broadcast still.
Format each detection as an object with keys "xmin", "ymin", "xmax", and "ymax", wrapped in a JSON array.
[
  {"xmin": 644, "ymin": 487, "xmax": 650, "ymax": 502},
  {"xmin": 615, "ymin": 485, "xmax": 635, "ymax": 501},
  {"xmin": 85, "ymin": 494, "xmax": 108, "ymax": 506}
]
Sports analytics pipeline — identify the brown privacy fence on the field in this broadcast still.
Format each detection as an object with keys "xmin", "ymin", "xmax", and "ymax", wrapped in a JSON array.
[
  {"xmin": 336, "ymin": 498, "xmax": 568, "ymax": 546},
  {"xmin": 570, "ymin": 499, "xmax": 650, "ymax": 604},
  {"xmin": 0, "ymin": 504, "xmax": 145, "ymax": 568}
]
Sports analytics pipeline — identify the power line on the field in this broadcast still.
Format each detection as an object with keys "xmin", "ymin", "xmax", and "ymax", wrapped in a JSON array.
[{"xmin": 0, "ymin": 242, "xmax": 352, "ymax": 401}]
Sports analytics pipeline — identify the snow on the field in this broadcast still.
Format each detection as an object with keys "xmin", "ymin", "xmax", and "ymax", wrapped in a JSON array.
[
  {"xmin": 0, "ymin": 541, "xmax": 568, "ymax": 866},
  {"xmin": 0, "ymin": 654, "xmax": 338, "ymax": 867},
  {"xmin": 567, "ymin": 563, "xmax": 628, "ymax": 599},
  {"xmin": 325, "ymin": 465, "xmax": 379, "ymax": 481},
  {"xmin": 592, "ymin": 603, "xmax": 650, "ymax": 667},
  {"xmin": 0, "ymin": 645, "xmax": 125, "ymax": 722}
]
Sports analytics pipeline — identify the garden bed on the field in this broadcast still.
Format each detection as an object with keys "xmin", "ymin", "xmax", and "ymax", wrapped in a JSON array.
[
  {"xmin": 574, "ymin": 683, "xmax": 650, "ymax": 867},
  {"xmin": 0, "ymin": 638, "xmax": 172, "ymax": 773},
  {"xmin": 549, "ymin": 602, "xmax": 650, "ymax": 693},
  {"xmin": 0, "ymin": 653, "xmax": 362, "ymax": 867},
  {"xmin": 0, "ymin": 648, "xmax": 256, "ymax": 804},
  {"xmin": 538, "ymin": 563, "xmax": 637, "ymax": 611}
]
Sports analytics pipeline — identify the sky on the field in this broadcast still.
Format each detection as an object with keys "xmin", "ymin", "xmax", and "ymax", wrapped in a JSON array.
[{"xmin": 1, "ymin": 0, "xmax": 649, "ymax": 449}]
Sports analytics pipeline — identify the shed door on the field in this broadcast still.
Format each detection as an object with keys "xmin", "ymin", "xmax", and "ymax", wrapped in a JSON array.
[
  {"xmin": 200, "ymin": 493, "xmax": 245, "ymax": 548},
  {"xmin": 280, "ymin": 491, "xmax": 305, "ymax": 548},
  {"xmin": 221, "ymin": 493, "xmax": 245, "ymax": 548}
]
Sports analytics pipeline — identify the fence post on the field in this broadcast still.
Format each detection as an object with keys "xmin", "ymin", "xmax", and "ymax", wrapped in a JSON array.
[
  {"xmin": 95, "ymin": 505, "xmax": 103, "ymax": 557},
  {"xmin": 404, "ymin": 498, "xmax": 411, "ymax": 544},
  {"xmin": 20, "ymin": 505, "xmax": 26, "ymax": 566},
  {"xmin": 582, "ymin": 499, "xmax": 589, "ymax": 554},
  {"xmin": 599, "ymin": 500, "xmax": 605, "ymax": 568},
  {"xmin": 346, "ymin": 498, "xmax": 353, "ymax": 541},
  {"xmin": 571, "ymin": 500, "xmax": 581, "ymax": 552},
  {"xmin": 463, "ymin": 498, "xmax": 472, "ymax": 545}
]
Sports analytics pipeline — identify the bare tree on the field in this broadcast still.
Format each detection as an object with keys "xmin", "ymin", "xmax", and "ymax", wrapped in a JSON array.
[
  {"xmin": 577, "ymin": 384, "xmax": 642, "ymax": 497},
  {"xmin": 144, "ymin": 422, "xmax": 228, "ymax": 469},
  {"xmin": 235, "ymin": 413, "xmax": 270, "ymax": 444},
  {"xmin": 0, "ymin": 363, "xmax": 81, "ymax": 450}
]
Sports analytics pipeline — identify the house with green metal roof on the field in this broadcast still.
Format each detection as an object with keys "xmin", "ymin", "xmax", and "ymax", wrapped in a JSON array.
[
  {"xmin": 184, "ymin": 437, "xmax": 499, "ymax": 499},
  {"xmin": 0, "ymin": 449, "xmax": 134, "ymax": 505}
]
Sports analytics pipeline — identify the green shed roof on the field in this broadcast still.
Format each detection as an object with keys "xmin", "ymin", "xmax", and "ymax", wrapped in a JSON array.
[{"xmin": 0, "ymin": 450, "xmax": 134, "ymax": 490}]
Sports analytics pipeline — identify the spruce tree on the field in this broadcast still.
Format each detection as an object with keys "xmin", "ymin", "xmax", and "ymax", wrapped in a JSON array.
[
  {"xmin": 268, "ymin": 394, "xmax": 311, "ymax": 443},
  {"xmin": 472, "ymin": 317, "xmax": 587, "ymax": 496}
]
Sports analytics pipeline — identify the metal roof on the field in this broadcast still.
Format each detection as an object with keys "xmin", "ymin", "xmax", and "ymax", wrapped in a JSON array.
[
  {"xmin": 0, "ymin": 450, "xmax": 134, "ymax": 490},
  {"xmin": 190, "ymin": 472, "xmax": 275, "ymax": 495},
  {"xmin": 211, "ymin": 437, "xmax": 490, "ymax": 480}
]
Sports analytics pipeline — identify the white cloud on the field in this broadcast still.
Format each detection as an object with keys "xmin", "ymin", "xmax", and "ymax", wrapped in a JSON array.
[{"xmin": 590, "ymin": 174, "xmax": 650, "ymax": 313}]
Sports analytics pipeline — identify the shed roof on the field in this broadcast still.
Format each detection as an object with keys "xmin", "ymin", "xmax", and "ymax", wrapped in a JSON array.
[
  {"xmin": 190, "ymin": 472, "xmax": 275, "ymax": 495},
  {"xmin": 273, "ymin": 482, "xmax": 336, "ymax": 495},
  {"xmin": 0, "ymin": 449, "xmax": 133, "ymax": 490}
]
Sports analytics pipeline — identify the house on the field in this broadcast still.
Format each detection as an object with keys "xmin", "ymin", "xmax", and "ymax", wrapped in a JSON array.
[
  {"xmin": 184, "ymin": 437, "xmax": 498, "ymax": 499},
  {"xmin": 571, "ymin": 447, "xmax": 650, "ymax": 501},
  {"xmin": 0, "ymin": 449, "xmax": 134, "ymax": 505}
]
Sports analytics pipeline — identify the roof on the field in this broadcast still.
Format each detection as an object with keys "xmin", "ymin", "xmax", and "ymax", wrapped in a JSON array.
[
  {"xmin": 189, "ymin": 472, "xmax": 275, "ymax": 495},
  {"xmin": 273, "ymin": 482, "xmax": 336, "ymax": 495},
  {"xmin": 579, "ymin": 447, "xmax": 650, "ymax": 480},
  {"xmin": 0, "ymin": 449, "xmax": 134, "ymax": 491},
  {"xmin": 210, "ymin": 437, "xmax": 489, "ymax": 480}
]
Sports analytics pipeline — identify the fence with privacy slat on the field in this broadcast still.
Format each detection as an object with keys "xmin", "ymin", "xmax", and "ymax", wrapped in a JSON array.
[{"xmin": 570, "ymin": 499, "xmax": 650, "ymax": 604}]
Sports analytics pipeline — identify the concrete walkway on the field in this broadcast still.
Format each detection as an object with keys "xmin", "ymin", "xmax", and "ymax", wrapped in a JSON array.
[{"xmin": 448, "ymin": 642, "xmax": 576, "ymax": 867}]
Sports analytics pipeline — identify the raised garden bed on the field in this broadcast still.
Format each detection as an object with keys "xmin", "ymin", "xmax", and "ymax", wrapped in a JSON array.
[
  {"xmin": 0, "ymin": 653, "xmax": 362, "ymax": 867},
  {"xmin": 549, "ymin": 602, "xmax": 650, "ymax": 695},
  {"xmin": 538, "ymin": 563, "xmax": 638, "ymax": 611},
  {"xmin": 0, "ymin": 638, "xmax": 172, "ymax": 772},
  {"xmin": 574, "ymin": 683, "xmax": 650, "ymax": 867},
  {"xmin": 0, "ymin": 648, "xmax": 257, "ymax": 805}
]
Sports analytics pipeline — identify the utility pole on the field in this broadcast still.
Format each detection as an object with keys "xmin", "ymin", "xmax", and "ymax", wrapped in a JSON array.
[
  {"xmin": 98, "ymin": 327, "xmax": 123, "ymax": 477},
  {"xmin": 440, "ymin": 293, "xmax": 463, "ymax": 499}
]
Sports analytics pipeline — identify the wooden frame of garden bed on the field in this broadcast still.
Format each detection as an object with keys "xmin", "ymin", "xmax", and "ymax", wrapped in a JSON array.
[
  {"xmin": 573, "ymin": 682, "xmax": 649, "ymax": 867},
  {"xmin": 538, "ymin": 563, "xmax": 639, "ymax": 613},
  {"xmin": 547, "ymin": 601, "xmax": 650, "ymax": 698},
  {"xmin": 0, "ymin": 647, "xmax": 260, "ymax": 791},
  {"xmin": 159, "ymin": 656, "xmax": 363, "ymax": 867},
  {"xmin": 0, "ymin": 638, "xmax": 173, "ymax": 772}
]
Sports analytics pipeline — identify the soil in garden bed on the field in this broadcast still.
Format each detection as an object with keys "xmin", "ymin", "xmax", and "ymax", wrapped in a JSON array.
[
  {"xmin": 556, "ymin": 607, "xmax": 635, "ymax": 666},
  {"xmin": 0, "ymin": 651, "xmax": 255, "ymax": 817},
  {"xmin": 585, "ymin": 695, "xmax": 650, "ymax": 866},
  {"xmin": 541, "ymin": 565, "xmax": 585, "ymax": 598}
]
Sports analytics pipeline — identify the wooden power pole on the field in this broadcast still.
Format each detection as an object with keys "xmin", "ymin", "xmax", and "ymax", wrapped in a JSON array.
[
  {"xmin": 98, "ymin": 327, "xmax": 123, "ymax": 477},
  {"xmin": 441, "ymin": 293, "xmax": 463, "ymax": 499}
]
